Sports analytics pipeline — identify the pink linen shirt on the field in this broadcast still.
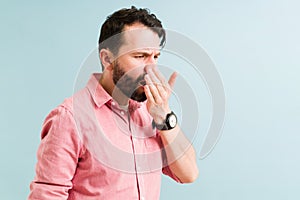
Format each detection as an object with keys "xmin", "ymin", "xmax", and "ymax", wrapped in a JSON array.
[{"xmin": 29, "ymin": 73, "xmax": 180, "ymax": 200}]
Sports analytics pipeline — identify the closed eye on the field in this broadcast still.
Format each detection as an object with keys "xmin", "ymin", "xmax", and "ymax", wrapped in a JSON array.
[{"xmin": 134, "ymin": 55, "xmax": 145, "ymax": 59}]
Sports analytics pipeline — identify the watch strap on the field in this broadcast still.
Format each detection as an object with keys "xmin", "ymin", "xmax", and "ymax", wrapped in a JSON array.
[{"xmin": 153, "ymin": 111, "xmax": 177, "ymax": 130}]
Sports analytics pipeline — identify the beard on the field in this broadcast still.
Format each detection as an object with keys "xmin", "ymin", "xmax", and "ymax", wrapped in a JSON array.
[{"xmin": 112, "ymin": 61, "xmax": 147, "ymax": 102}]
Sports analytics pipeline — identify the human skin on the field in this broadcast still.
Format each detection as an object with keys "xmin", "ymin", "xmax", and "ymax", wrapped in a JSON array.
[{"xmin": 99, "ymin": 22, "xmax": 199, "ymax": 183}]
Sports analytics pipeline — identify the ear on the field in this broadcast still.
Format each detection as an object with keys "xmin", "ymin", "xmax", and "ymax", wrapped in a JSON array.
[{"xmin": 99, "ymin": 49, "xmax": 114, "ymax": 71}]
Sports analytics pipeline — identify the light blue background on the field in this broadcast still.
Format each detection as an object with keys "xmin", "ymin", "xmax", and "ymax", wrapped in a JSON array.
[{"xmin": 1, "ymin": 0, "xmax": 300, "ymax": 199}]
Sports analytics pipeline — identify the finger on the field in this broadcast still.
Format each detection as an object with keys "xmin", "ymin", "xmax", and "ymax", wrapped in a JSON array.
[
  {"xmin": 145, "ymin": 74, "xmax": 163, "ymax": 104},
  {"xmin": 147, "ymin": 70, "xmax": 168, "ymax": 100},
  {"xmin": 151, "ymin": 67, "xmax": 167, "ymax": 85},
  {"xmin": 147, "ymin": 68, "xmax": 161, "ymax": 85},
  {"xmin": 156, "ymin": 83, "xmax": 168, "ymax": 100},
  {"xmin": 144, "ymin": 85, "xmax": 155, "ymax": 103},
  {"xmin": 151, "ymin": 68, "xmax": 171, "ymax": 98},
  {"xmin": 168, "ymin": 71, "xmax": 178, "ymax": 89}
]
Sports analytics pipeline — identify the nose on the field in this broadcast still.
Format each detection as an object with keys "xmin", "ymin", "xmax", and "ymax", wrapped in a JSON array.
[
  {"xmin": 144, "ymin": 55, "xmax": 157, "ymax": 72},
  {"xmin": 143, "ymin": 63, "xmax": 156, "ymax": 73},
  {"xmin": 145, "ymin": 53, "xmax": 158, "ymax": 65}
]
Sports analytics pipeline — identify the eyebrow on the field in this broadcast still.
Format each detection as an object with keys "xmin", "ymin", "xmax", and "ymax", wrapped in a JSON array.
[{"xmin": 131, "ymin": 50, "xmax": 161, "ymax": 57}]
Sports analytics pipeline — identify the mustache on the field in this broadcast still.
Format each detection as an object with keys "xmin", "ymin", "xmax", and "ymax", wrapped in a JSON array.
[
  {"xmin": 137, "ymin": 74, "xmax": 147, "ymax": 86},
  {"xmin": 117, "ymin": 72, "xmax": 146, "ymax": 87}
]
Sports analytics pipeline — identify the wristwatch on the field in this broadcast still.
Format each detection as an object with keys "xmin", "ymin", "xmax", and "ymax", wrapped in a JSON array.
[{"xmin": 154, "ymin": 111, "xmax": 177, "ymax": 130}]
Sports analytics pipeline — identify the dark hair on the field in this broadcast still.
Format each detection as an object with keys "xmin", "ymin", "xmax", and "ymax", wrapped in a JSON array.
[{"xmin": 98, "ymin": 6, "xmax": 165, "ymax": 56}]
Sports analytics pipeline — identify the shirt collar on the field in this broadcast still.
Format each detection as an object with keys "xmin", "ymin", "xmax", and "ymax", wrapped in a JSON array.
[{"xmin": 86, "ymin": 73, "xmax": 112, "ymax": 108}]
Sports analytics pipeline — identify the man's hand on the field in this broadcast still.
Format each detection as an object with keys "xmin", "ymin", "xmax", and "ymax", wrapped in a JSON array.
[{"xmin": 143, "ymin": 66, "xmax": 177, "ymax": 124}]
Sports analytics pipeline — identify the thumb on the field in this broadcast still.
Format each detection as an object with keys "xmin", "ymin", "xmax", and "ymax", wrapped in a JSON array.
[{"xmin": 168, "ymin": 71, "xmax": 178, "ymax": 89}]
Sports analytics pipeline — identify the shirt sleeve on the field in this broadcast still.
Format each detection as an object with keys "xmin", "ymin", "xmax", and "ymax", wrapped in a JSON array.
[
  {"xmin": 28, "ymin": 106, "xmax": 83, "ymax": 200},
  {"xmin": 162, "ymin": 165, "xmax": 183, "ymax": 183}
]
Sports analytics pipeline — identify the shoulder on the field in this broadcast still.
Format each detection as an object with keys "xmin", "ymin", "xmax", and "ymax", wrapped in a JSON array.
[{"xmin": 40, "ymin": 88, "xmax": 90, "ymax": 139}]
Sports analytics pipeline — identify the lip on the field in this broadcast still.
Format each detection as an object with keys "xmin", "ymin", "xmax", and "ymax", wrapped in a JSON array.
[{"xmin": 138, "ymin": 85, "xmax": 144, "ymax": 90}]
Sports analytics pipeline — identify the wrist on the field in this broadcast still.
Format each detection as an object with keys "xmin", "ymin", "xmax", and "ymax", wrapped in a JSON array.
[
  {"xmin": 153, "ymin": 111, "xmax": 177, "ymax": 131},
  {"xmin": 152, "ymin": 108, "xmax": 171, "ymax": 124}
]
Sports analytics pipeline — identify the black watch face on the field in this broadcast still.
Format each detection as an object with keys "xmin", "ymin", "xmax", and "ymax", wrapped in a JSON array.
[{"xmin": 168, "ymin": 114, "xmax": 177, "ymax": 128}]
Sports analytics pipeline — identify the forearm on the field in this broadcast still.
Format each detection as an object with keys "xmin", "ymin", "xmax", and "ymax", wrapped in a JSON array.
[
  {"xmin": 159, "ymin": 125, "xmax": 199, "ymax": 183},
  {"xmin": 143, "ymin": 67, "xmax": 199, "ymax": 182}
]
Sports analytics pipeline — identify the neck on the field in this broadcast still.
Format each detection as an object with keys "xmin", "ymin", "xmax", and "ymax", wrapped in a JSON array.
[{"xmin": 99, "ymin": 73, "xmax": 129, "ymax": 106}]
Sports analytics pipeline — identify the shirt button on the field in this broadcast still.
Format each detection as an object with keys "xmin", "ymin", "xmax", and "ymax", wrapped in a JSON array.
[
  {"xmin": 121, "ymin": 111, "xmax": 125, "ymax": 115},
  {"xmin": 141, "ymin": 197, "xmax": 145, "ymax": 200},
  {"xmin": 111, "ymin": 101, "xmax": 115, "ymax": 106}
]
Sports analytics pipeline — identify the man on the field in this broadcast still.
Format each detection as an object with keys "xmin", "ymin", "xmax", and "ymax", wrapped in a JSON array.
[{"xmin": 29, "ymin": 6, "xmax": 198, "ymax": 200}]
